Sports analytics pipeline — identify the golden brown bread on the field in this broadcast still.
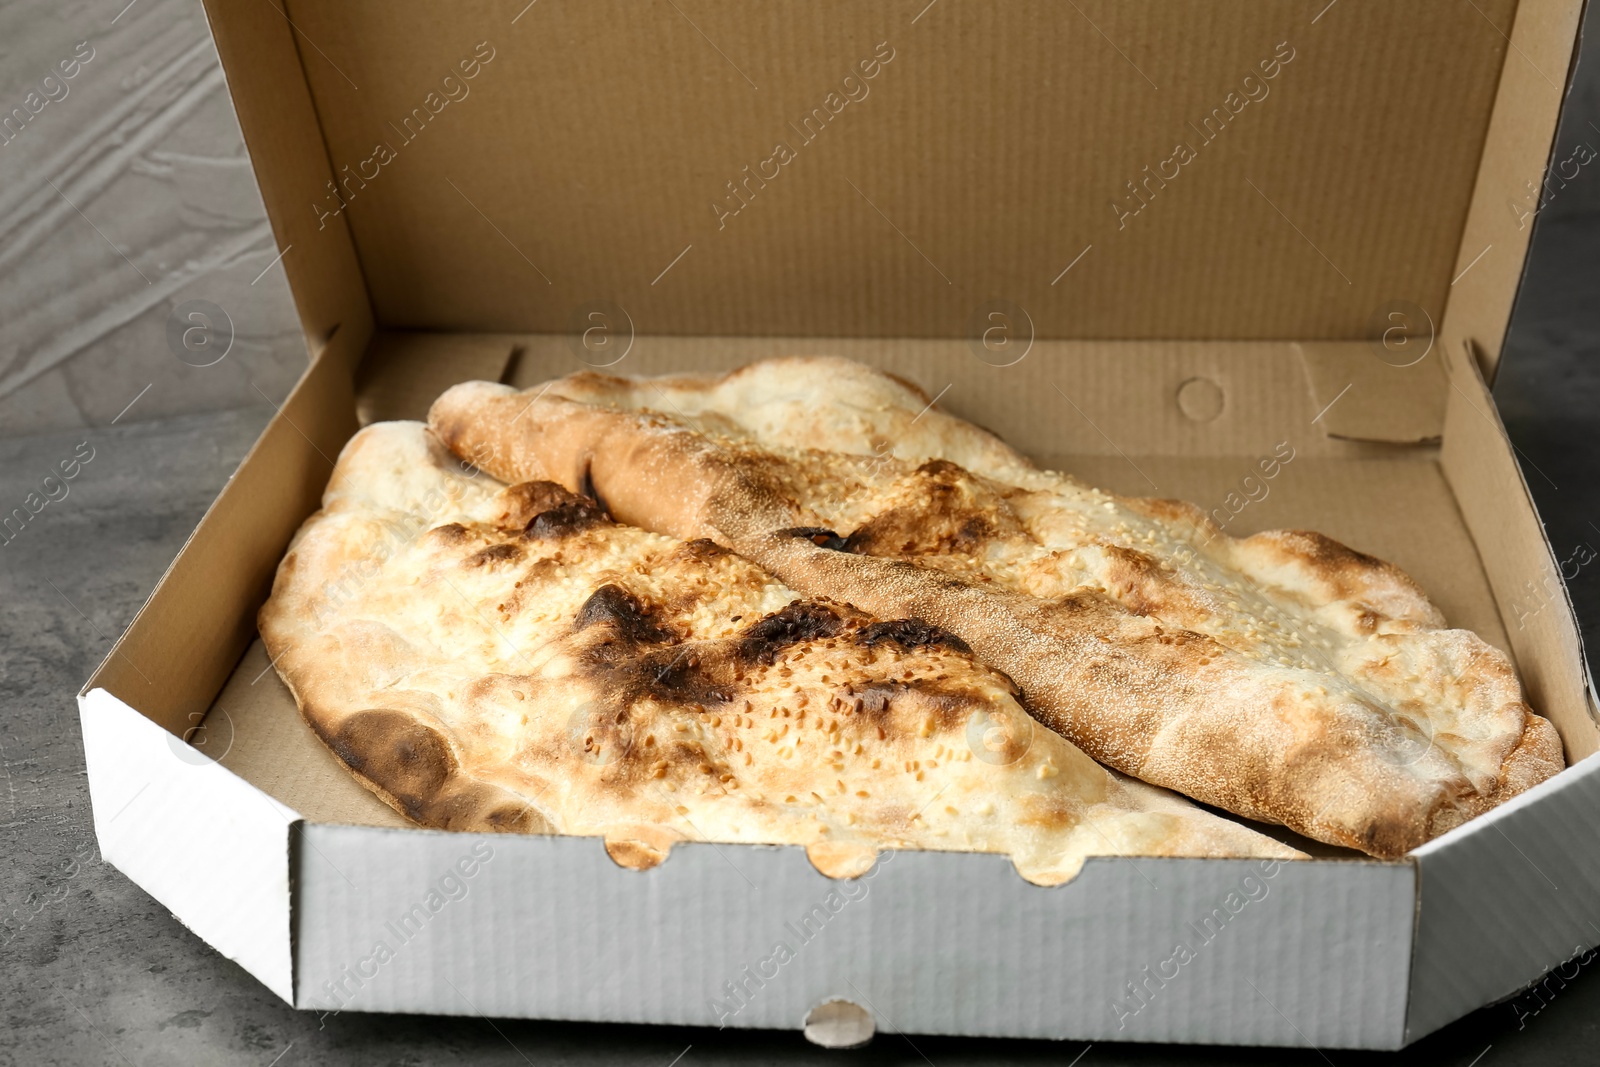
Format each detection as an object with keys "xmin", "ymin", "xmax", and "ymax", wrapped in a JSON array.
[
  {"xmin": 258, "ymin": 421, "xmax": 1299, "ymax": 883},
  {"xmin": 428, "ymin": 358, "xmax": 1564, "ymax": 857}
]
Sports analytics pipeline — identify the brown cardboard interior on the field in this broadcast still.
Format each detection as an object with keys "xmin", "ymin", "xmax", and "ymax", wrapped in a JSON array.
[
  {"xmin": 279, "ymin": 0, "xmax": 1522, "ymax": 341},
  {"xmin": 354, "ymin": 330, "xmax": 522, "ymax": 425},
  {"xmin": 1294, "ymin": 342, "xmax": 1447, "ymax": 445},
  {"xmin": 1439, "ymin": 337, "xmax": 1599, "ymax": 762},
  {"xmin": 1438, "ymin": 0, "xmax": 1591, "ymax": 382}
]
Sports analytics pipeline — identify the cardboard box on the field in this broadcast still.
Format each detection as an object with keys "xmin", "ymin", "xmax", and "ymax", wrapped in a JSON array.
[{"xmin": 77, "ymin": 0, "xmax": 1600, "ymax": 1050}]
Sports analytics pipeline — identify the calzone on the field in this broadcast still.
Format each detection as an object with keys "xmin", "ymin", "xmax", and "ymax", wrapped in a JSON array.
[
  {"xmin": 429, "ymin": 357, "xmax": 1563, "ymax": 857},
  {"xmin": 259, "ymin": 420, "xmax": 1299, "ymax": 883}
]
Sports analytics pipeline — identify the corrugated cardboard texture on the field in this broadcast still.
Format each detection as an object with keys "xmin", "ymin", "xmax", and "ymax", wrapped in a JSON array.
[
  {"xmin": 276, "ymin": 0, "xmax": 1516, "ymax": 340},
  {"xmin": 501, "ymin": 333, "xmax": 1442, "ymax": 460},
  {"xmin": 1294, "ymin": 342, "xmax": 1448, "ymax": 444},
  {"xmin": 1439, "ymin": 339, "xmax": 1599, "ymax": 760},
  {"xmin": 79, "ymin": 689, "xmax": 297, "ymax": 1003},
  {"xmin": 1439, "ymin": 0, "xmax": 1588, "ymax": 379},
  {"xmin": 198, "ymin": 0, "xmax": 373, "ymax": 350},
  {"xmin": 1408, "ymin": 753, "xmax": 1600, "ymax": 1041},
  {"xmin": 294, "ymin": 822, "xmax": 1413, "ymax": 1047},
  {"xmin": 354, "ymin": 331, "xmax": 519, "ymax": 424}
]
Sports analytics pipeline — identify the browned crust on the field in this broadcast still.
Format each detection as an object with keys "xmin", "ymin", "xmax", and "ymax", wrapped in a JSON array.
[
  {"xmin": 263, "ymin": 424, "xmax": 1300, "ymax": 878},
  {"xmin": 312, "ymin": 706, "xmax": 547, "ymax": 834},
  {"xmin": 257, "ymin": 425, "xmax": 564, "ymax": 838},
  {"xmin": 256, "ymin": 441, "xmax": 1299, "ymax": 876},
  {"xmin": 428, "ymin": 378, "xmax": 1564, "ymax": 858},
  {"xmin": 740, "ymin": 536, "xmax": 1452, "ymax": 857}
]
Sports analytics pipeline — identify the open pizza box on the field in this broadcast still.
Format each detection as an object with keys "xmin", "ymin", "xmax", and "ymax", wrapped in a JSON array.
[{"xmin": 75, "ymin": 0, "xmax": 1600, "ymax": 1050}]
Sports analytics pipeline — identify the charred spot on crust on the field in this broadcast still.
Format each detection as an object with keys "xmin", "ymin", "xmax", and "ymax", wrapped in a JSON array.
[
  {"xmin": 498, "ymin": 481, "xmax": 590, "ymax": 526},
  {"xmin": 565, "ymin": 651, "xmax": 736, "ymax": 779},
  {"xmin": 853, "ymin": 685, "xmax": 894, "ymax": 717},
  {"xmin": 778, "ymin": 526, "xmax": 849, "ymax": 551},
  {"xmin": 324, "ymin": 709, "xmax": 542, "ymax": 833},
  {"xmin": 737, "ymin": 601, "xmax": 847, "ymax": 665},
  {"xmin": 860, "ymin": 618, "xmax": 972, "ymax": 654},
  {"xmin": 329, "ymin": 710, "xmax": 455, "ymax": 822},
  {"xmin": 497, "ymin": 481, "xmax": 608, "ymax": 539},
  {"xmin": 570, "ymin": 588, "xmax": 730, "ymax": 712},
  {"xmin": 844, "ymin": 510, "xmax": 979, "ymax": 556},
  {"xmin": 674, "ymin": 538, "xmax": 733, "ymax": 562},
  {"xmin": 574, "ymin": 584, "xmax": 674, "ymax": 643},
  {"xmin": 634, "ymin": 646, "xmax": 733, "ymax": 705},
  {"xmin": 428, "ymin": 522, "xmax": 472, "ymax": 545},
  {"xmin": 525, "ymin": 500, "xmax": 606, "ymax": 539},
  {"xmin": 836, "ymin": 461, "xmax": 1009, "ymax": 558},
  {"xmin": 845, "ymin": 679, "xmax": 990, "ymax": 734},
  {"xmin": 467, "ymin": 542, "xmax": 524, "ymax": 567}
]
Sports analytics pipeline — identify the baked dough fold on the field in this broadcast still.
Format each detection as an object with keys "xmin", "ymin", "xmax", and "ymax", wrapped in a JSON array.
[
  {"xmin": 260, "ymin": 420, "xmax": 1300, "ymax": 883},
  {"xmin": 429, "ymin": 358, "xmax": 1563, "ymax": 857}
]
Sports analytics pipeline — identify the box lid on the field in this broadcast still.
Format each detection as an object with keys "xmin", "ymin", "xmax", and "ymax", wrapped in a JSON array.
[{"xmin": 204, "ymin": 0, "xmax": 1585, "ymax": 377}]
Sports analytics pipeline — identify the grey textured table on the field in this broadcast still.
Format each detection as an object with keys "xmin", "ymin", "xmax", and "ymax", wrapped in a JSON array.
[{"xmin": 5, "ymin": 218, "xmax": 1600, "ymax": 1066}]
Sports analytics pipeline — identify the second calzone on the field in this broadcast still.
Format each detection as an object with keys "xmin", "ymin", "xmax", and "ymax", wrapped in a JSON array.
[{"xmin": 429, "ymin": 358, "xmax": 1564, "ymax": 857}]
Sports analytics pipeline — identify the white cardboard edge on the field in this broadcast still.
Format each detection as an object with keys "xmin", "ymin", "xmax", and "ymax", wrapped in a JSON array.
[
  {"xmin": 77, "ymin": 688, "xmax": 297, "ymax": 1003},
  {"xmin": 82, "ymin": 676, "xmax": 1600, "ymax": 1048},
  {"xmin": 292, "ymin": 823, "xmax": 1414, "ymax": 1049},
  {"xmin": 1405, "ymin": 751, "xmax": 1600, "ymax": 1041}
]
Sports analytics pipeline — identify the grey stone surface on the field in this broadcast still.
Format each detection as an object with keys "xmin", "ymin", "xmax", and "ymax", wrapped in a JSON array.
[
  {"xmin": 2, "ymin": 208, "xmax": 1600, "ymax": 1060},
  {"xmin": 0, "ymin": 0, "xmax": 307, "ymax": 440}
]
